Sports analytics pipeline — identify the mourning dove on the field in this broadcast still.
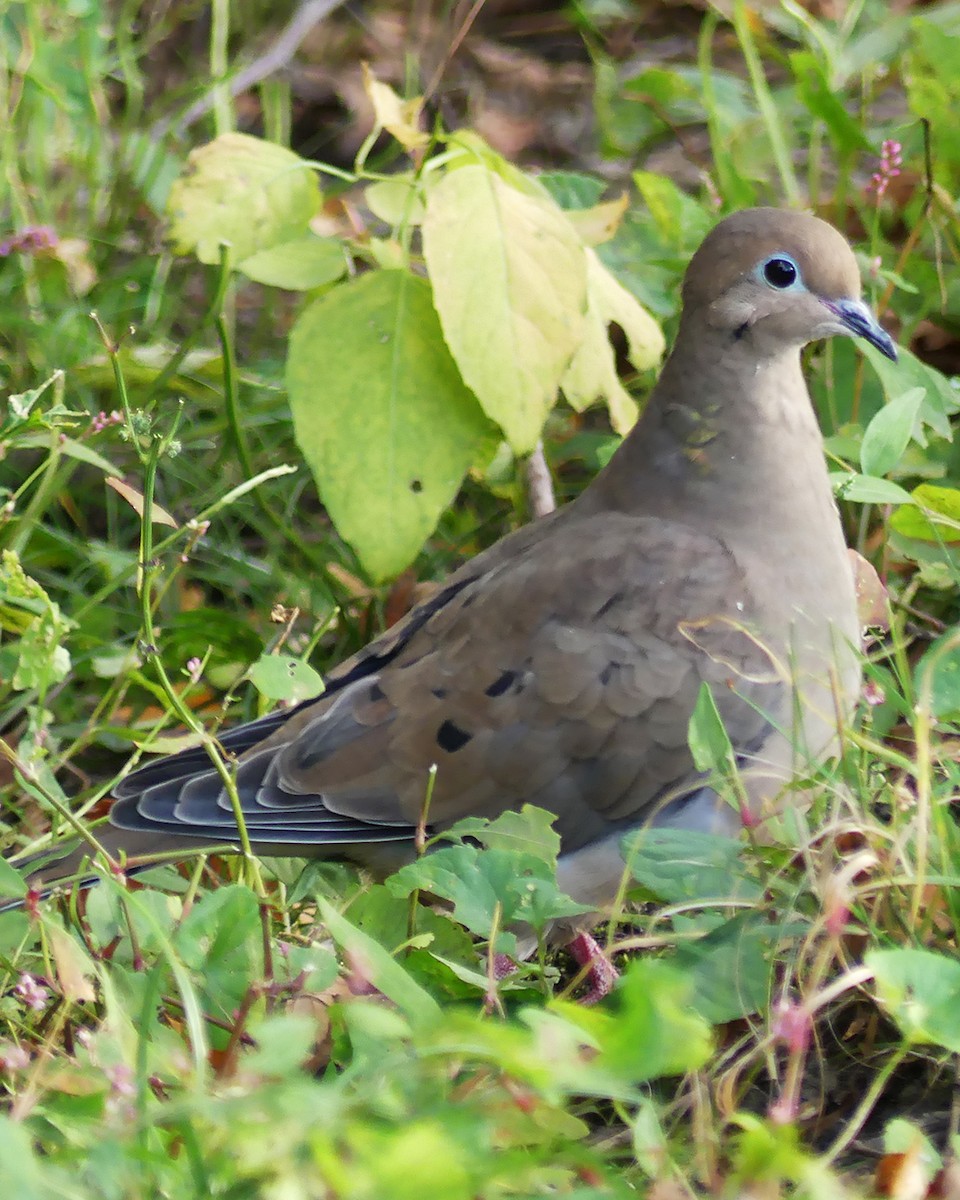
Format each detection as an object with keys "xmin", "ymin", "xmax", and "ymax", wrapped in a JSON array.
[{"xmin": 16, "ymin": 208, "xmax": 897, "ymax": 931}]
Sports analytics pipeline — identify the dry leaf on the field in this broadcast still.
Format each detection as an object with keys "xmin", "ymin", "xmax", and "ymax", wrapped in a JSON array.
[
  {"xmin": 47, "ymin": 924, "xmax": 96, "ymax": 1004},
  {"xmin": 106, "ymin": 477, "xmax": 178, "ymax": 528}
]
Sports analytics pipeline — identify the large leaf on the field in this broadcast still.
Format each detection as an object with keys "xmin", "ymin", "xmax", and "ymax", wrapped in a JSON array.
[
  {"xmin": 167, "ymin": 132, "xmax": 320, "ymax": 266},
  {"xmin": 287, "ymin": 270, "xmax": 489, "ymax": 581},
  {"xmin": 423, "ymin": 163, "xmax": 587, "ymax": 453}
]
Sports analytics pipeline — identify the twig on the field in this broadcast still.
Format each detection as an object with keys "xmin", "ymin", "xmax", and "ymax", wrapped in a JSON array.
[
  {"xmin": 525, "ymin": 441, "xmax": 556, "ymax": 519},
  {"xmin": 155, "ymin": 0, "xmax": 350, "ymax": 139}
]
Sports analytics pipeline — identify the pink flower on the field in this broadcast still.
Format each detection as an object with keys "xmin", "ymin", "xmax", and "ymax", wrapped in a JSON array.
[
  {"xmin": 15, "ymin": 973, "xmax": 50, "ymax": 1011},
  {"xmin": 772, "ymin": 996, "xmax": 811, "ymax": 1055},
  {"xmin": 868, "ymin": 139, "xmax": 903, "ymax": 202},
  {"xmin": 0, "ymin": 225, "xmax": 58, "ymax": 257}
]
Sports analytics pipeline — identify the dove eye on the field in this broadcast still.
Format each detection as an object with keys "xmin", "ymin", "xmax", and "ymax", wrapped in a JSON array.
[{"xmin": 761, "ymin": 255, "xmax": 800, "ymax": 290}]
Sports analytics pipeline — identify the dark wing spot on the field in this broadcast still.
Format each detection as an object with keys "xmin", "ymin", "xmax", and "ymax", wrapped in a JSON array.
[
  {"xmin": 595, "ymin": 590, "xmax": 625, "ymax": 619},
  {"xmin": 436, "ymin": 719, "xmax": 472, "ymax": 752},
  {"xmin": 485, "ymin": 670, "xmax": 517, "ymax": 697},
  {"xmin": 732, "ymin": 322, "xmax": 749, "ymax": 341}
]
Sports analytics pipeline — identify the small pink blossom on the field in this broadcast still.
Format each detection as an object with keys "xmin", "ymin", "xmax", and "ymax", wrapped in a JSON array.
[
  {"xmin": 862, "ymin": 679, "xmax": 886, "ymax": 707},
  {"xmin": 0, "ymin": 225, "xmax": 58, "ymax": 257},
  {"xmin": 768, "ymin": 1094, "xmax": 799, "ymax": 1125},
  {"xmin": 868, "ymin": 139, "xmax": 903, "ymax": 202},
  {"xmin": 825, "ymin": 899, "xmax": 850, "ymax": 939},
  {"xmin": 90, "ymin": 410, "xmax": 123, "ymax": 434},
  {"xmin": 106, "ymin": 1063, "xmax": 136, "ymax": 1097},
  {"xmin": 15, "ymin": 972, "xmax": 50, "ymax": 1011},
  {"xmin": 0, "ymin": 1043, "xmax": 29, "ymax": 1071},
  {"xmin": 772, "ymin": 996, "xmax": 811, "ymax": 1055}
]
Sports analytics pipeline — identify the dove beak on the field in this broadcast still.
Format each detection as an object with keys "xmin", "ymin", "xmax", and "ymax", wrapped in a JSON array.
[{"xmin": 824, "ymin": 297, "xmax": 898, "ymax": 361}]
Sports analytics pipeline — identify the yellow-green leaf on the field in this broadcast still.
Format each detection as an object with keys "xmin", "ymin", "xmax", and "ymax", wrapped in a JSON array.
[
  {"xmin": 247, "ymin": 653, "xmax": 324, "ymax": 703},
  {"xmin": 238, "ymin": 236, "xmax": 346, "ymax": 290},
  {"xmin": 167, "ymin": 132, "xmax": 320, "ymax": 266},
  {"xmin": 423, "ymin": 163, "xmax": 587, "ymax": 454},
  {"xmin": 561, "ymin": 248, "xmax": 665, "ymax": 434},
  {"xmin": 890, "ymin": 483, "xmax": 960, "ymax": 543},
  {"xmin": 286, "ymin": 271, "xmax": 490, "ymax": 581},
  {"xmin": 365, "ymin": 176, "xmax": 425, "ymax": 226}
]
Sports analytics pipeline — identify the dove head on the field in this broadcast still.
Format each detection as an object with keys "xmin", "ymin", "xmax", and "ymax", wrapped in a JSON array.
[{"xmin": 681, "ymin": 208, "xmax": 897, "ymax": 362}]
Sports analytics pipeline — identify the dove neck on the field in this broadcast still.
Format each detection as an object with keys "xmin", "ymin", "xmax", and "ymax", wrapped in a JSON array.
[{"xmin": 591, "ymin": 320, "xmax": 831, "ymax": 526}]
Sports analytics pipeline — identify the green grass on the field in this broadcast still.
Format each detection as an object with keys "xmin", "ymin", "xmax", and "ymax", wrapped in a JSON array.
[{"xmin": 2, "ymin": 1, "xmax": 960, "ymax": 1195}]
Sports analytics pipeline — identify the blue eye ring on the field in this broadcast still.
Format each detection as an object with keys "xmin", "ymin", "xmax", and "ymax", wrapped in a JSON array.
[{"xmin": 761, "ymin": 254, "xmax": 800, "ymax": 290}]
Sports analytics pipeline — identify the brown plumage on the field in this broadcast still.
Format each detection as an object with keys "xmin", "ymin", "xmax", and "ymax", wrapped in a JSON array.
[{"xmin": 19, "ymin": 208, "xmax": 897, "ymax": 915}]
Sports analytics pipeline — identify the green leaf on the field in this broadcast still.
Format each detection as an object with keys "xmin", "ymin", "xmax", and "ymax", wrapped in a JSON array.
[
  {"xmin": 673, "ymin": 912, "xmax": 780, "ymax": 1023},
  {"xmin": 245, "ymin": 1014, "xmax": 318, "ymax": 1078},
  {"xmin": 0, "ymin": 856, "xmax": 26, "ymax": 899},
  {"xmin": 868, "ymin": 947, "xmax": 960, "ymax": 1052},
  {"xmin": 830, "ymin": 472, "xmax": 914, "ymax": 506},
  {"xmin": 238, "ymin": 236, "xmax": 347, "ymax": 290},
  {"xmin": 621, "ymin": 827, "xmax": 758, "ymax": 905},
  {"xmin": 387, "ymin": 843, "xmax": 589, "ymax": 949},
  {"xmin": 633, "ymin": 170, "xmax": 713, "ymax": 248},
  {"xmin": 861, "ymin": 341, "xmax": 958, "ymax": 441},
  {"xmin": 364, "ymin": 175, "xmax": 425, "ymax": 226},
  {"xmin": 247, "ymin": 653, "xmax": 324, "ymax": 703},
  {"xmin": 286, "ymin": 270, "xmax": 490, "ymax": 581},
  {"xmin": 423, "ymin": 162, "xmax": 587, "ymax": 453},
  {"xmin": 790, "ymin": 52, "xmax": 872, "ymax": 153},
  {"xmin": 175, "ymin": 885, "xmax": 262, "ymax": 1021},
  {"xmin": 345, "ymin": 884, "xmax": 477, "ymax": 968},
  {"xmin": 860, "ymin": 387, "xmax": 925, "ymax": 477},
  {"xmin": 318, "ymin": 899, "xmax": 443, "ymax": 1027},
  {"xmin": 915, "ymin": 629, "xmax": 960, "ymax": 718},
  {"xmin": 554, "ymin": 957, "xmax": 713, "ymax": 1082},
  {"xmin": 537, "ymin": 170, "xmax": 606, "ymax": 210},
  {"xmin": 167, "ymin": 132, "xmax": 320, "ymax": 266},
  {"xmin": 890, "ymin": 483, "xmax": 960, "ymax": 542},
  {"xmin": 446, "ymin": 805, "xmax": 561, "ymax": 864},
  {"xmin": 0, "ymin": 1117, "xmax": 45, "ymax": 1198},
  {"xmin": 907, "ymin": 19, "xmax": 960, "ymax": 192},
  {"xmin": 58, "ymin": 436, "xmax": 123, "ymax": 477},
  {"xmin": 883, "ymin": 1119, "xmax": 942, "ymax": 1178},
  {"xmin": 687, "ymin": 682, "xmax": 735, "ymax": 774}
]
